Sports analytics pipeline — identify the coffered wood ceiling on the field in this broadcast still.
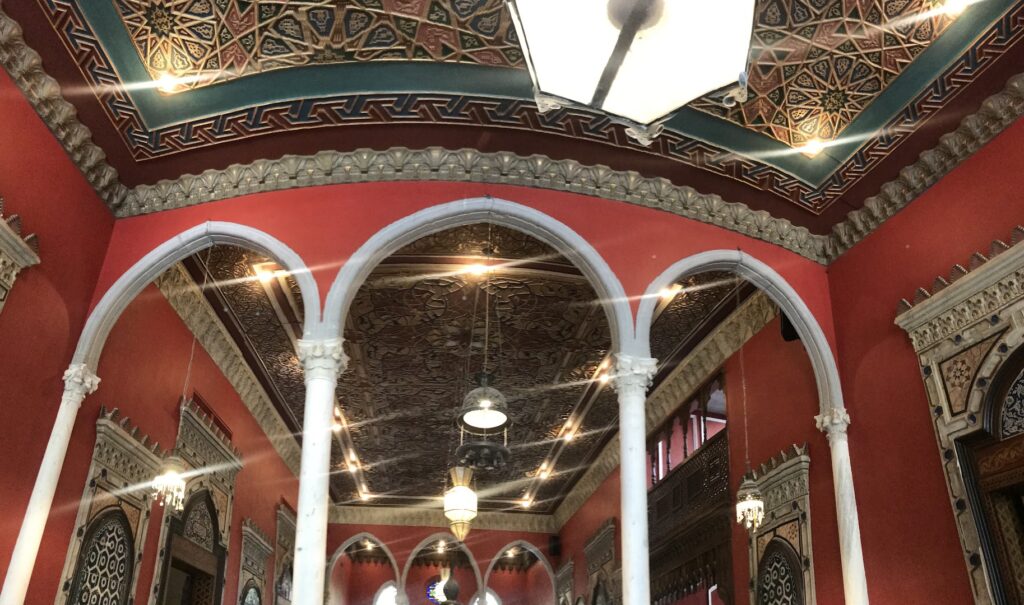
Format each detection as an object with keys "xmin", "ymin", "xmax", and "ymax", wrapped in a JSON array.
[
  {"xmin": 186, "ymin": 225, "xmax": 743, "ymax": 514},
  {"xmin": 2, "ymin": 0, "xmax": 1022, "ymax": 233}
]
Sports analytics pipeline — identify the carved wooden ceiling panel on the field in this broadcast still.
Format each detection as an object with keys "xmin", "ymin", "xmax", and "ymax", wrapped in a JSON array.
[{"xmin": 188, "ymin": 226, "xmax": 738, "ymax": 513}]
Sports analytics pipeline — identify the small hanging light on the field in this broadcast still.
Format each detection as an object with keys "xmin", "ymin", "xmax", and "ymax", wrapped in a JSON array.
[
  {"xmin": 735, "ymin": 476, "xmax": 765, "ymax": 530},
  {"xmin": 443, "ymin": 467, "xmax": 478, "ymax": 541},
  {"xmin": 732, "ymin": 272, "xmax": 764, "ymax": 533},
  {"xmin": 152, "ymin": 454, "xmax": 187, "ymax": 511},
  {"xmin": 458, "ymin": 375, "xmax": 510, "ymax": 432}
]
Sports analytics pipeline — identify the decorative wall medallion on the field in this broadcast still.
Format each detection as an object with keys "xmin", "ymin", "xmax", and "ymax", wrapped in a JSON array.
[
  {"xmin": 183, "ymin": 499, "xmax": 216, "ymax": 551},
  {"xmin": 940, "ymin": 333, "xmax": 1002, "ymax": 416},
  {"xmin": 746, "ymin": 445, "xmax": 814, "ymax": 605},
  {"xmin": 57, "ymin": 407, "xmax": 163, "ymax": 605},
  {"xmin": 0, "ymin": 197, "xmax": 39, "ymax": 316}
]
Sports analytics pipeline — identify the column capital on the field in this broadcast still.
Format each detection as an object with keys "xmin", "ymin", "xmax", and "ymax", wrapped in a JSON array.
[
  {"xmin": 61, "ymin": 364, "xmax": 99, "ymax": 405},
  {"xmin": 297, "ymin": 338, "xmax": 348, "ymax": 383},
  {"xmin": 815, "ymin": 407, "xmax": 851, "ymax": 441},
  {"xmin": 612, "ymin": 354, "xmax": 658, "ymax": 395}
]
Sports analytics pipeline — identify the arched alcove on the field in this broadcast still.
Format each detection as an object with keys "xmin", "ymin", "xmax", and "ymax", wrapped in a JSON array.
[
  {"xmin": 483, "ymin": 541, "xmax": 555, "ymax": 605},
  {"xmin": 326, "ymin": 533, "xmax": 401, "ymax": 605},
  {"xmin": 401, "ymin": 534, "xmax": 482, "ymax": 605}
]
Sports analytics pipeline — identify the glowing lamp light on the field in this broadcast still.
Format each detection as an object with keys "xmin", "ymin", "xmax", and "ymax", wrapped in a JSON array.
[
  {"xmin": 152, "ymin": 455, "xmax": 187, "ymax": 511},
  {"xmin": 735, "ymin": 477, "xmax": 765, "ymax": 532},
  {"xmin": 464, "ymin": 263, "xmax": 492, "ymax": 277},
  {"xmin": 507, "ymin": 0, "xmax": 757, "ymax": 143},
  {"xmin": 443, "ymin": 467, "xmax": 478, "ymax": 541},
  {"xmin": 798, "ymin": 137, "xmax": 826, "ymax": 158},
  {"xmin": 458, "ymin": 384, "xmax": 510, "ymax": 432},
  {"xmin": 519, "ymin": 498, "xmax": 533, "ymax": 509},
  {"xmin": 942, "ymin": 0, "xmax": 972, "ymax": 15}
]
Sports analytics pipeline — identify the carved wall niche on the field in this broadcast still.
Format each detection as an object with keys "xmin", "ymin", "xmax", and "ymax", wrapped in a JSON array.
[
  {"xmin": 274, "ymin": 505, "xmax": 296, "ymax": 605},
  {"xmin": 56, "ymin": 407, "xmax": 163, "ymax": 605},
  {"xmin": 746, "ymin": 445, "xmax": 814, "ymax": 605},
  {"xmin": 583, "ymin": 520, "xmax": 619, "ymax": 605},
  {"xmin": 555, "ymin": 560, "xmax": 574, "ymax": 605},
  {"xmin": 0, "ymin": 197, "xmax": 39, "ymax": 316},
  {"xmin": 895, "ymin": 228, "xmax": 1024, "ymax": 605},
  {"xmin": 238, "ymin": 519, "xmax": 273, "ymax": 605},
  {"xmin": 149, "ymin": 399, "xmax": 242, "ymax": 605}
]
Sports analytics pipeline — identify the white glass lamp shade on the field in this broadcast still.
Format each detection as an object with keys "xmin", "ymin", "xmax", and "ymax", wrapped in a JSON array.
[
  {"xmin": 735, "ymin": 476, "xmax": 765, "ymax": 531},
  {"xmin": 458, "ymin": 386, "xmax": 510, "ymax": 432},
  {"xmin": 444, "ymin": 467, "xmax": 478, "ymax": 541},
  {"xmin": 509, "ymin": 0, "xmax": 756, "ymax": 126},
  {"xmin": 153, "ymin": 454, "xmax": 187, "ymax": 511}
]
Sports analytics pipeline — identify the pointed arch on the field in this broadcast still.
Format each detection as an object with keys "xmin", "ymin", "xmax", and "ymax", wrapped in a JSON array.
[
  {"xmin": 481, "ymin": 540, "xmax": 555, "ymax": 596},
  {"xmin": 320, "ymin": 197, "xmax": 634, "ymax": 353},
  {"xmin": 74, "ymin": 221, "xmax": 321, "ymax": 369},
  {"xmin": 325, "ymin": 531, "xmax": 402, "ymax": 596},
  {"xmin": 399, "ymin": 532, "xmax": 483, "ymax": 600}
]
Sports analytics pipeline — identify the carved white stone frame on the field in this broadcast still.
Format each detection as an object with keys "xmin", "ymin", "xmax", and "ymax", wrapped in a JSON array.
[
  {"xmin": 148, "ymin": 400, "xmax": 243, "ymax": 605},
  {"xmin": 746, "ymin": 445, "xmax": 815, "ymax": 605},
  {"xmin": 55, "ymin": 407, "xmax": 163, "ymax": 605},
  {"xmin": 239, "ymin": 519, "xmax": 274, "ymax": 603},
  {"xmin": 895, "ymin": 233, "xmax": 1024, "ymax": 605},
  {"xmin": 555, "ymin": 560, "xmax": 574, "ymax": 605},
  {"xmin": 274, "ymin": 505, "xmax": 297, "ymax": 605},
  {"xmin": 0, "ymin": 197, "xmax": 39, "ymax": 316}
]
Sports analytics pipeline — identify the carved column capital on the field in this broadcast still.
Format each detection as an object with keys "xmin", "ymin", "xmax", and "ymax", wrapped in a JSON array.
[
  {"xmin": 61, "ymin": 364, "xmax": 99, "ymax": 407},
  {"xmin": 815, "ymin": 407, "xmax": 851, "ymax": 442},
  {"xmin": 297, "ymin": 338, "xmax": 347, "ymax": 383},
  {"xmin": 612, "ymin": 354, "xmax": 658, "ymax": 396}
]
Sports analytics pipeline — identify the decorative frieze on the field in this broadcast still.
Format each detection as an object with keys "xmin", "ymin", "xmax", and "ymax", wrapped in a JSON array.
[
  {"xmin": 56, "ymin": 407, "xmax": 163, "ymax": 605},
  {"xmin": 746, "ymin": 444, "xmax": 815, "ymax": 605},
  {"xmin": 894, "ymin": 227, "xmax": 1024, "ymax": 604},
  {"xmin": 155, "ymin": 263, "xmax": 302, "ymax": 475},
  {"xmin": 0, "ymin": 197, "xmax": 38, "ymax": 315},
  {"xmin": 274, "ymin": 505, "xmax": 296, "ymax": 605},
  {"xmin": 239, "ymin": 518, "xmax": 273, "ymax": 601},
  {"xmin": 328, "ymin": 504, "xmax": 557, "ymax": 534}
]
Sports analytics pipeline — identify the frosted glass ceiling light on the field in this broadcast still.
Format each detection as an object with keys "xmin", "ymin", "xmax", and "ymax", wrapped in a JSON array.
[
  {"xmin": 444, "ymin": 467, "xmax": 478, "ymax": 541},
  {"xmin": 507, "ymin": 0, "xmax": 757, "ymax": 144}
]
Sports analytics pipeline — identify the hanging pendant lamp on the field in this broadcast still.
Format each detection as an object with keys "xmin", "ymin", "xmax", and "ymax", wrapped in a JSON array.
[
  {"xmin": 732, "ymin": 271, "xmax": 765, "ymax": 532},
  {"xmin": 153, "ymin": 453, "xmax": 187, "ymax": 511},
  {"xmin": 443, "ymin": 466, "xmax": 478, "ymax": 541}
]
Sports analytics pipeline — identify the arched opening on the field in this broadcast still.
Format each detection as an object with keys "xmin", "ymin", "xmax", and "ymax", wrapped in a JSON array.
[
  {"xmin": 401, "ymin": 535, "xmax": 482, "ymax": 605},
  {"xmin": 157, "ymin": 490, "xmax": 228, "ymax": 605},
  {"xmin": 637, "ymin": 254, "xmax": 859, "ymax": 604},
  {"xmin": 326, "ymin": 533, "xmax": 400, "ymax": 605},
  {"xmin": 483, "ymin": 542, "xmax": 554, "ymax": 605},
  {"xmin": 67, "ymin": 508, "xmax": 135, "ymax": 605}
]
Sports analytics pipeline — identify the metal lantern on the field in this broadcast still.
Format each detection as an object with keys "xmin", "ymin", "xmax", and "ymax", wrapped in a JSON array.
[
  {"xmin": 735, "ymin": 476, "xmax": 765, "ymax": 532},
  {"xmin": 152, "ymin": 454, "xmax": 187, "ymax": 511},
  {"xmin": 443, "ymin": 467, "xmax": 478, "ymax": 541}
]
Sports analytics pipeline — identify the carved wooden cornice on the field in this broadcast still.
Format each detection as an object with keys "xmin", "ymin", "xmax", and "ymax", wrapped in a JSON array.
[
  {"xmin": 0, "ymin": 6, "xmax": 125, "ymax": 205},
  {"xmin": 552, "ymin": 291, "xmax": 778, "ymax": 528},
  {"xmin": 155, "ymin": 263, "xmax": 302, "ymax": 476},
  {"xmin": 895, "ymin": 226, "xmax": 1024, "ymax": 353},
  {"xmin": 0, "ymin": 196, "xmax": 39, "ymax": 313},
  {"xmin": 328, "ymin": 505, "xmax": 557, "ymax": 534},
  {"xmin": 2, "ymin": 0, "xmax": 1021, "ymax": 263},
  {"xmin": 829, "ymin": 74, "xmax": 1024, "ymax": 259}
]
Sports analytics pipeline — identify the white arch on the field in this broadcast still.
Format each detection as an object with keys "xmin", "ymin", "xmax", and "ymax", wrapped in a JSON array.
[
  {"xmin": 634, "ymin": 249, "xmax": 869, "ymax": 605},
  {"xmin": 372, "ymin": 582, "xmax": 399, "ymax": 605},
  {"xmin": 399, "ymin": 532, "xmax": 483, "ymax": 602},
  {"xmin": 635, "ymin": 249, "xmax": 843, "ymax": 416},
  {"xmin": 326, "ymin": 531, "xmax": 402, "ymax": 601},
  {"xmin": 481, "ymin": 540, "xmax": 555, "ymax": 597},
  {"xmin": 320, "ymin": 197, "xmax": 635, "ymax": 353},
  {"xmin": 73, "ymin": 221, "xmax": 321, "ymax": 368}
]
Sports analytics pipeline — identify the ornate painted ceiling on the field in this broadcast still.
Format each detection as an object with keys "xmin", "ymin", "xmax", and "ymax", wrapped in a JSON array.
[
  {"xmin": 2, "ymin": 0, "xmax": 1022, "ymax": 233},
  {"xmin": 185, "ymin": 226, "xmax": 742, "ymax": 514}
]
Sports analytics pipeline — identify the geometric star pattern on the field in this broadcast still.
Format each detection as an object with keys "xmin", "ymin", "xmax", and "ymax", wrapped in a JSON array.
[
  {"xmin": 113, "ymin": 0, "xmax": 522, "ymax": 91},
  {"xmin": 690, "ymin": 0, "xmax": 954, "ymax": 148}
]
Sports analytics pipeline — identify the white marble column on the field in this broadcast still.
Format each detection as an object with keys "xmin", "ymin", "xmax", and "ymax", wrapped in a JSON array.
[
  {"xmin": 0, "ymin": 364, "xmax": 99, "ymax": 605},
  {"xmin": 292, "ymin": 338, "xmax": 346, "ymax": 605},
  {"xmin": 612, "ymin": 354, "xmax": 658, "ymax": 605},
  {"xmin": 816, "ymin": 408, "xmax": 870, "ymax": 605}
]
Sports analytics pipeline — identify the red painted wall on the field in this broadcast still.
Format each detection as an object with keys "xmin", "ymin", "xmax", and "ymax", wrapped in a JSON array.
[
  {"xmin": 558, "ymin": 470, "xmax": 621, "ymax": 599},
  {"xmin": 824, "ymin": 115, "xmax": 1024, "ymax": 604},
  {"xmin": 723, "ymin": 317, "xmax": 843, "ymax": 603},
  {"xmin": 8, "ymin": 284, "xmax": 298, "ymax": 603},
  {"xmin": 0, "ymin": 69, "xmax": 115, "ymax": 592}
]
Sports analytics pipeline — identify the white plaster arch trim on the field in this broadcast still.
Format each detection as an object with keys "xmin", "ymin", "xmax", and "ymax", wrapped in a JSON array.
[
  {"xmin": 329, "ymin": 532, "xmax": 405, "ymax": 597},
  {"xmin": 481, "ymin": 540, "xmax": 556, "ymax": 595},
  {"xmin": 321, "ymin": 197, "xmax": 636, "ymax": 353},
  {"xmin": 371, "ymin": 581, "xmax": 399, "ymax": 605},
  {"xmin": 634, "ymin": 249, "xmax": 844, "ymax": 417},
  {"xmin": 73, "ymin": 221, "xmax": 321, "ymax": 368},
  {"xmin": 399, "ymin": 532, "xmax": 484, "ymax": 602}
]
